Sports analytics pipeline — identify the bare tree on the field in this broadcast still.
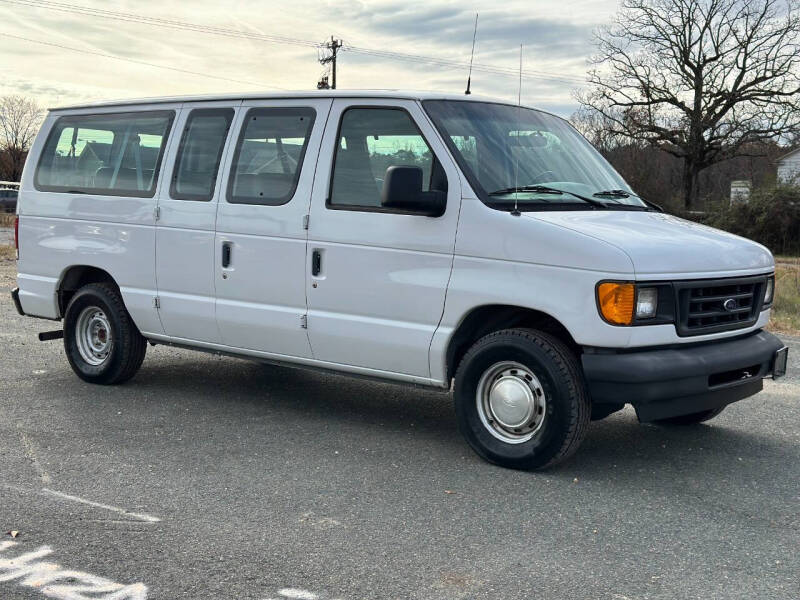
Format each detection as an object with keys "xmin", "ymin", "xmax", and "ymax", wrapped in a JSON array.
[
  {"xmin": 578, "ymin": 0, "xmax": 800, "ymax": 209},
  {"xmin": 0, "ymin": 95, "xmax": 44, "ymax": 182},
  {"xmin": 570, "ymin": 106, "xmax": 632, "ymax": 155}
]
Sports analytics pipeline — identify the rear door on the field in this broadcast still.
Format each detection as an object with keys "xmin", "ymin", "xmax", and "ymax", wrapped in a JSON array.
[
  {"xmin": 155, "ymin": 101, "xmax": 238, "ymax": 343},
  {"xmin": 305, "ymin": 98, "xmax": 461, "ymax": 379},
  {"xmin": 214, "ymin": 98, "xmax": 332, "ymax": 358}
]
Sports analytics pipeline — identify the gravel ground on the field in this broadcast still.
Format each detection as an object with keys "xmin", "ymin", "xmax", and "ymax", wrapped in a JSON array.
[{"xmin": 1, "ymin": 259, "xmax": 798, "ymax": 600}]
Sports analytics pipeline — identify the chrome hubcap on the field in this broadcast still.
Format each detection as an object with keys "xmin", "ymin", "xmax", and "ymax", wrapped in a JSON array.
[
  {"xmin": 477, "ymin": 362, "xmax": 546, "ymax": 444},
  {"xmin": 75, "ymin": 306, "xmax": 113, "ymax": 366}
]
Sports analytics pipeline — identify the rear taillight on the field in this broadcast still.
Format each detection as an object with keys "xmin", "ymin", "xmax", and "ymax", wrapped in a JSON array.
[{"xmin": 14, "ymin": 216, "xmax": 19, "ymax": 259}]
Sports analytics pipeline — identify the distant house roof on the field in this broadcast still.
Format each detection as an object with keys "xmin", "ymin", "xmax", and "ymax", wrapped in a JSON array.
[{"xmin": 777, "ymin": 147, "xmax": 800, "ymax": 163}]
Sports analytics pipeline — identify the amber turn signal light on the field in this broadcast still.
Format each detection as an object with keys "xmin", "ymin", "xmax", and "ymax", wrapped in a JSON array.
[{"xmin": 597, "ymin": 282, "xmax": 635, "ymax": 326}]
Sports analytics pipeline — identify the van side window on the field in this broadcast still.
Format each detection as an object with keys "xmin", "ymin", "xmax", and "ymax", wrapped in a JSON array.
[
  {"xmin": 35, "ymin": 111, "xmax": 174, "ymax": 197},
  {"xmin": 328, "ymin": 108, "xmax": 447, "ymax": 210},
  {"xmin": 227, "ymin": 107, "xmax": 316, "ymax": 205},
  {"xmin": 171, "ymin": 108, "xmax": 234, "ymax": 201}
]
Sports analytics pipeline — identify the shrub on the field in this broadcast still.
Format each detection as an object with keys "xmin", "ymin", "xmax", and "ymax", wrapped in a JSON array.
[{"xmin": 683, "ymin": 185, "xmax": 800, "ymax": 256}]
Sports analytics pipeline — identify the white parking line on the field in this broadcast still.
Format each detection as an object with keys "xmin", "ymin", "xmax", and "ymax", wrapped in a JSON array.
[
  {"xmin": 41, "ymin": 489, "xmax": 161, "ymax": 523},
  {"xmin": 264, "ymin": 587, "xmax": 347, "ymax": 600},
  {"xmin": 0, "ymin": 541, "xmax": 148, "ymax": 599},
  {"xmin": 277, "ymin": 590, "xmax": 320, "ymax": 600}
]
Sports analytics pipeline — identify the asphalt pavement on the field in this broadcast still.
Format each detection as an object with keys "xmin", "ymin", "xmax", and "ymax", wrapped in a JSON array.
[{"xmin": 1, "ymin": 259, "xmax": 798, "ymax": 600}]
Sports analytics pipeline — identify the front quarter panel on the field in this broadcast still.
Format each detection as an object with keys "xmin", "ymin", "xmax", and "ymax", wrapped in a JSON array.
[{"xmin": 429, "ymin": 200, "xmax": 636, "ymax": 382}]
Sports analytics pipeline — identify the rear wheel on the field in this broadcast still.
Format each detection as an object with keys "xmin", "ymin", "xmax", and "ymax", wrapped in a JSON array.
[
  {"xmin": 454, "ymin": 328, "xmax": 590, "ymax": 470},
  {"xmin": 64, "ymin": 283, "xmax": 146, "ymax": 384},
  {"xmin": 653, "ymin": 407, "xmax": 725, "ymax": 426}
]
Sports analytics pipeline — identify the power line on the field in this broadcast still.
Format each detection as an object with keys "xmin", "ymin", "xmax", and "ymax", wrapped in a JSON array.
[
  {"xmin": 12, "ymin": 0, "xmax": 587, "ymax": 85},
  {"xmin": 0, "ymin": 31, "xmax": 279, "ymax": 89},
  {"xmin": 1, "ymin": 0, "xmax": 324, "ymax": 48},
  {"xmin": 0, "ymin": 0, "xmax": 587, "ymax": 86}
]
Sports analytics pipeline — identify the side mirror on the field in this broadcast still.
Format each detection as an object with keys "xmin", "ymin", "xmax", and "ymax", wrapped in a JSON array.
[{"xmin": 381, "ymin": 165, "xmax": 445, "ymax": 216}]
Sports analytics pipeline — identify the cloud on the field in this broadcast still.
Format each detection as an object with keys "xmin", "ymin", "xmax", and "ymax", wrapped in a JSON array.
[
  {"xmin": 0, "ymin": 0, "xmax": 615, "ymax": 110},
  {"xmin": 328, "ymin": 2, "xmax": 593, "ymax": 60}
]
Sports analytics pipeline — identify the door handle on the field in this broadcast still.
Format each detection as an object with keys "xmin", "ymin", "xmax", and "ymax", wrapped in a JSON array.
[
  {"xmin": 311, "ymin": 249, "xmax": 322, "ymax": 277},
  {"xmin": 221, "ymin": 241, "xmax": 232, "ymax": 268}
]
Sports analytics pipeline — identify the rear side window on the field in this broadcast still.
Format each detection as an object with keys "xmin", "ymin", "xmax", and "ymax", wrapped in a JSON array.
[
  {"xmin": 171, "ymin": 108, "xmax": 234, "ymax": 201},
  {"xmin": 35, "ymin": 111, "xmax": 174, "ymax": 197},
  {"xmin": 227, "ymin": 107, "xmax": 316, "ymax": 205}
]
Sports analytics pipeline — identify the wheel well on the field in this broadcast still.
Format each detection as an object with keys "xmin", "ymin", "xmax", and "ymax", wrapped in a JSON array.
[
  {"xmin": 57, "ymin": 266, "xmax": 118, "ymax": 317},
  {"xmin": 445, "ymin": 305, "xmax": 579, "ymax": 381}
]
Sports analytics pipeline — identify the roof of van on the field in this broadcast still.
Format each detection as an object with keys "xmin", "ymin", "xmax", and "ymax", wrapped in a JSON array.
[{"xmin": 50, "ymin": 89, "xmax": 526, "ymax": 112}]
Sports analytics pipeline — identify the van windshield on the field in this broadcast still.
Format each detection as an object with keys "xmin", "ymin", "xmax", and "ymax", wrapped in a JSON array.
[{"xmin": 423, "ymin": 100, "xmax": 646, "ymax": 210}]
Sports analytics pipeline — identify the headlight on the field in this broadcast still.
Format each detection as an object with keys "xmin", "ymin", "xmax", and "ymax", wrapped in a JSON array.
[
  {"xmin": 635, "ymin": 287, "xmax": 658, "ymax": 319},
  {"xmin": 597, "ymin": 282, "xmax": 662, "ymax": 325},
  {"xmin": 764, "ymin": 276, "xmax": 775, "ymax": 306}
]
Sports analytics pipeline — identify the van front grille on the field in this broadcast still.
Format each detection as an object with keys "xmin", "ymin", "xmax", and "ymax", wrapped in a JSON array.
[{"xmin": 675, "ymin": 276, "xmax": 765, "ymax": 336}]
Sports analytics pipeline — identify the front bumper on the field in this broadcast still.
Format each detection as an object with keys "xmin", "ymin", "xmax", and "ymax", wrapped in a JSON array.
[{"xmin": 582, "ymin": 330, "xmax": 786, "ymax": 421}]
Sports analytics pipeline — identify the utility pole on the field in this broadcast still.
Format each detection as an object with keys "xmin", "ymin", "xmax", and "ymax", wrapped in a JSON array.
[{"xmin": 318, "ymin": 36, "xmax": 343, "ymax": 89}]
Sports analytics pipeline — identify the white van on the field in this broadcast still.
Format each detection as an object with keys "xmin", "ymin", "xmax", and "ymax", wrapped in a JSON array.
[{"xmin": 11, "ymin": 91, "xmax": 789, "ymax": 469}]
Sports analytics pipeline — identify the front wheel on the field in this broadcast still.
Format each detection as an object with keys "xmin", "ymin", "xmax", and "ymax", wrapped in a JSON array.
[
  {"xmin": 64, "ymin": 283, "xmax": 147, "ymax": 384},
  {"xmin": 454, "ymin": 328, "xmax": 590, "ymax": 470}
]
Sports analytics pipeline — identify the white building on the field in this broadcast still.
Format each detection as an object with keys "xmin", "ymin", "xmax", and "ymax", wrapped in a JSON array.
[{"xmin": 777, "ymin": 148, "xmax": 800, "ymax": 184}]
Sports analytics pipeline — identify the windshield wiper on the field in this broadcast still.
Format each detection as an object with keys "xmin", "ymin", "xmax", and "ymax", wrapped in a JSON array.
[
  {"xmin": 594, "ymin": 189, "xmax": 663, "ymax": 212},
  {"xmin": 489, "ymin": 185, "xmax": 564, "ymax": 196},
  {"xmin": 488, "ymin": 185, "xmax": 608, "ymax": 209},
  {"xmin": 593, "ymin": 189, "xmax": 631, "ymax": 198}
]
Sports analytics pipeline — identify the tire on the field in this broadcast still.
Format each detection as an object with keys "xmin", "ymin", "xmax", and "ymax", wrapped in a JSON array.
[
  {"xmin": 63, "ymin": 283, "xmax": 147, "ymax": 384},
  {"xmin": 653, "ymin": 407, "xmax": 725, "ymax": 426},
  {"xmin": 454, "ymin": 328, "xmax": 590, "ymax": 470}
]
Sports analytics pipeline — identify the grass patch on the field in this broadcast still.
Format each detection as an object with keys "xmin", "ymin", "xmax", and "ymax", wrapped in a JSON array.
[
  {"xmin": 0, "ymin": 213, "xmax": 14, "ymax": 228},
  {"xmin": 768, "ymin": 260, "xmax": 800, "ymax": 336}
]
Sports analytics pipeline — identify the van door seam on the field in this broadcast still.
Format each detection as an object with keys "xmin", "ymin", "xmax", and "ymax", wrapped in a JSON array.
[
  {"xmin": 426, "ymin": 193, "xmax": 463, "ymax": 383},
  {"xmin": 211, "ymin": 99, "xmax": 244, "ymax": 344},
  {"xmin": 302, "ymin": 98, "xmax": 335, "ymax": 358},
  {"xmin": 152, "ymin": 101, "xmax": 186, "ymax": 335}
]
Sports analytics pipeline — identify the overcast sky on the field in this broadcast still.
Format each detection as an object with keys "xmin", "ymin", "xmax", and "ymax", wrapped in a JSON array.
[{"xmin": 0, "ymin": 0, "xmax": 621, "ymax": 117}]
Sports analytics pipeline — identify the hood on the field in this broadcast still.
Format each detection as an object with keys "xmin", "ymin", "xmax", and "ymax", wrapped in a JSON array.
[{"xmin": 527, "ymin": 211, "xmax": 773, "ymax": 277}]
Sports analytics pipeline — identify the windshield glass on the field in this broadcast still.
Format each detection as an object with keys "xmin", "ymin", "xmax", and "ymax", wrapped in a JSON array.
[{"xmin": 423, "ymin": 100, "xmax": 645, "ymax": 209}]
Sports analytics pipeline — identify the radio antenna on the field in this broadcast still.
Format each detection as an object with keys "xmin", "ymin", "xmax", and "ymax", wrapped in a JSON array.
[
  {"xmin": 464, "ymin": 13, "xmax": 478, "ymax": 95},
  {"xmin": 511, "ymin": 44, "xmax": 523, "ymax": 217}
]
